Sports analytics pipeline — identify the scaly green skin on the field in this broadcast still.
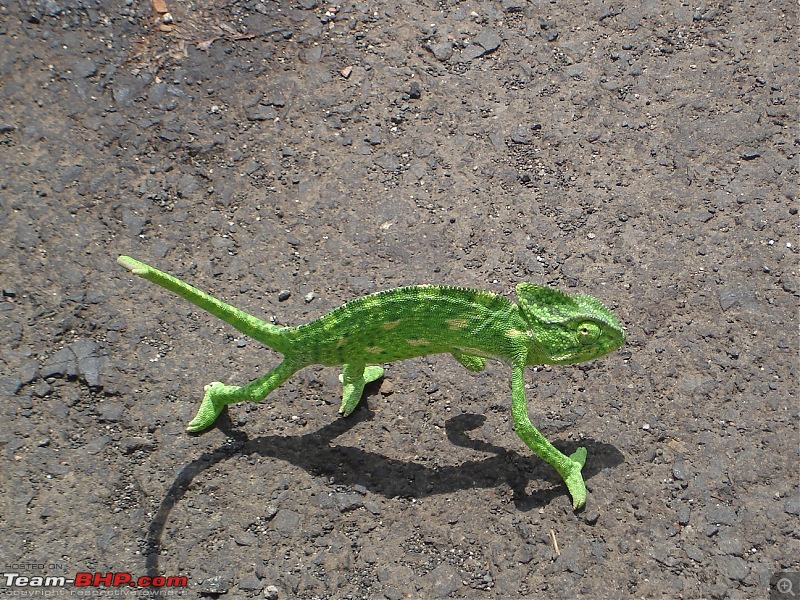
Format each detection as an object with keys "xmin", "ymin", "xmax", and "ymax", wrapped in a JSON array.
[{"xmin": 117, "ymin": 255, "xmax": 625, "ymax": 509}]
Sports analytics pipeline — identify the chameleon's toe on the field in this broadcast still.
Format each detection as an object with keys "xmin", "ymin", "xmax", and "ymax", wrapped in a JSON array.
[
  {"xmin": 569, "ymin": 446, "xmax": 587, "ymax": 468},
  {"xmin": 563, "ymin": 447, "xmax": 588, "ymax": 510},
  {"xmin": 186, "ymin": 382, "xmax": 238, "ymax": 432},
  {"xmin": 362, "ymin": 365, "xmax": 385, "ymax": 383},
  {"xmin": 337, "ymin": 365, "xmax": 385, "ymax": 417},
  {"xmin": 338, "ymin": 387, "xmax": 361, "ymax": 417}
]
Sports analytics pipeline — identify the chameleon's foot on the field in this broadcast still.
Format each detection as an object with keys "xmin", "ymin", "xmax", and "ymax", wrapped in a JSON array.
[
  {"xmin": 338, "ymin": 365, "xmax": 384, "ymax": 417},
  {"xmin": 562, "ymin": 447, "xmax": 588, "ymax": 510},
  {"xmin": 186, "ymin": 382, "xmax": 241, "ymax": 432}
]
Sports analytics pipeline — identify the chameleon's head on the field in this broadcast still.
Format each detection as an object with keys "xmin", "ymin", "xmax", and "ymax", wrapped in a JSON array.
[{"xmin": 516, "ymin": 283, "xmax": 626, "ymax": 365}]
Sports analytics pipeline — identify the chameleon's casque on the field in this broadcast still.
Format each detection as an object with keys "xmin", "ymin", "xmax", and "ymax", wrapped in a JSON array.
[{"xmin": 117, "ymin": 255, "xmax": 625, "ymax": 509}]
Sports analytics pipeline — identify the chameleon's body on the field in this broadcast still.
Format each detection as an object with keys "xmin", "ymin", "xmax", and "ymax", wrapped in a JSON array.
[{"xmin": 117, "ymin": 256, "xmax": 625, "ymax": 509}]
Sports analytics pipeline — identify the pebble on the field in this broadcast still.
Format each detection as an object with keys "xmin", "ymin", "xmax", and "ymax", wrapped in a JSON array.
[
  {"xmin": 430, "ymin": 42, "xmax": 453, "ymax": 62},
  {"xmin": 278, "ymin": 290, "xmax": 291, "ymax": 301},
  {"xmin": 264, "ymin": 585, "xmax": 280, "ymax": 599},
  {"xmin": 783, "ymin": 495, "xmax": 800, "ymax": 515},
  {"xmin": 365, "ymin": 127, "xmax": 383, "ymax": 145},
  {"xmin": 238, "ymin": 574, "xmax": 263, "ymax": 592},
  {"xmin": 41, "ymin": 348, "xmax": 78, "ymax": 380},
  {"xmin": 582, "ymin": 511, "xmax": 600, "ymax": 525},
  {"xmin": 718, "ymin": 286, "xmax": 759, "ymax": 312},
  {"xmin": 672, "ymin": 456, "xmax": 687, "ymax": 481},
  {"xmin": 74, "ymin": 58, "xmax": 97, "ymax": 78},
  {"xmin": 707, "ymin": 506, "xmax": 739, "ymax": 526},
  {"xmin": 501, "ymin": 0, "xmax": 526, "ymax": 11},
  {"xmin": 97, "ymin": 402, "xmax": 124, "ymax": 423},
  {"xmin": 426, "ymin": 563, "xmax": 460, "ymax": 597},
  {"xmin": 461, "ymin": 44, "xmax": 487, "ymax": 62},
  {"xmin": 334, "ymin": 492, "xmax": 363, "ymax": 513},
  {"xmin": 200, "ymin": 575, "xmax": 229, "ymax": 595},
  {"xmin": 473, "ymin": 29, "xmax": 501, "ymax": 53},
  {"xmin": 715, "ymin": 555, "xmax": 750, "ymax": 582},
  {"xmin": 510, "ymin": 126, "xmax": 532, "ymax": 144}
]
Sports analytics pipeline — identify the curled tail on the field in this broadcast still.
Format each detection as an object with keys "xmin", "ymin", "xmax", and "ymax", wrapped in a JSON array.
[{"xmin": 117, "ymin": 255, "xmax": 293, "ymax": 355}]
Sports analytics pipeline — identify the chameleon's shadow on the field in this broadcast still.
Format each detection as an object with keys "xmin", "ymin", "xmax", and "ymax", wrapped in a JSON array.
[{"xmin": 143, "ymin": 402, "xmax": 623, "ymax": 584}]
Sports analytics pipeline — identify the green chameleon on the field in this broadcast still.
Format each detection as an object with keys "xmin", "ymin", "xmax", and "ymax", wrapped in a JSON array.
[{"xmin": 117, "ymin": 255, "xmax": 625, "ymax": 509}]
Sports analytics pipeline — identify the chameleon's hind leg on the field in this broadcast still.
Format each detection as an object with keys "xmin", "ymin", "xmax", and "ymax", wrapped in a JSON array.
[
  {"xmin": 510, "ymin": 364, "xmax": 587, "ymax": 510},
  {"xmin": 337, "ymin": 363, "xmax": 384, "ymax": 416},
  {"xmin": 186, "ymin": 359, "xmax": 301, "ymax": 432}
]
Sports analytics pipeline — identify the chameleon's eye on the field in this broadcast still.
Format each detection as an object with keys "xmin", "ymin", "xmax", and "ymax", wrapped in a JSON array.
[{"xmin": 576, "ymin": 322, "xmax": 601, "ymax": 344}]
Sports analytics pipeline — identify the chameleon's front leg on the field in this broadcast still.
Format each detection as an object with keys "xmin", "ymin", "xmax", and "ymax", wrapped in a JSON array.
[
  {"xmin": 187, "ymin": 359, "xmax": 300, "ymax": 432},
  {"xmin": 510, "ymin": 364, "xmax": 588, "ymax": 510},
  {"xmin": 338, "ymin": 364, "xmax": 384, "ymax": 416}
]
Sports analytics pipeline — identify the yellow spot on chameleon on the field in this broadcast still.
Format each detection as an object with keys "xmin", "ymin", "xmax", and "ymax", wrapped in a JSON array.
[
  {"xmin": 406, "ymin": 338, "xmax": 430, "ymax": 346},
  {"xmin": 366, "ymin": 346, "xmax": 384, "ymax": 354},
  {"xmin": 336, "ymin": 338, "xmax": 348, "ymax": 348},
  {"xmin": 382, "ymin": 320, "xmax": 401, "ymax": 330},
  {"xmin": 446, "ymin": 318, "xmax": 468, "ymax": 330},
  {"xmin": 505, "ymin": 328, "xmax": 523, "ymax": 338}
]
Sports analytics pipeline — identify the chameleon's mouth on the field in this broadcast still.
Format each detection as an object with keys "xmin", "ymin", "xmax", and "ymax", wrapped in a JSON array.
[
  {"xmin": 549, "ymin": 335, "xmax": 626, "ymax": 364},
  {"xmin": 549, "ymin": 351, "xmax": 594, "ymax": 364}
]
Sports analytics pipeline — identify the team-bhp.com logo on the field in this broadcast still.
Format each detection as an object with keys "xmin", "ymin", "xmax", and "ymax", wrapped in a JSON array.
[{"xmin": 4, "ymin": 571, "xmax": 188, "ymax": 589}]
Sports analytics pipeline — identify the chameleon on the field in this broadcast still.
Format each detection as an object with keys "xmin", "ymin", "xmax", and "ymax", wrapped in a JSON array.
[{"xmin": 117, "ymin": 255, "xmax": 625, "ymax": 509}]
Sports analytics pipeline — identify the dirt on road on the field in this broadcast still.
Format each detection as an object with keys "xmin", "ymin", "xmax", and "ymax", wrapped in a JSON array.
[{"xmin": 1, "ymin": 0, "xmax": 797, "ymax": 598}]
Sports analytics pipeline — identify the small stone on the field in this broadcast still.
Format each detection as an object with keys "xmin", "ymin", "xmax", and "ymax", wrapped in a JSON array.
[
  {"xmin": 41, "ymin": 348, "xmax": 78, "ymax": 379},
  {"xmin": 304, "ymin": 292, "xmax": 315, "ymax": 303},
  {"xmin": 707, "ymin": 506, "xmax": 738, "ymax": 526},
  {"xmin": 70, "ymin": 338, "xmax": 104, "ymax": 387},
  {"xmin": 246, "ymin": 105, "xmax": 278, "ymax": 121},
  {"xmin": 582, "ymin": 511, "xmax": 600, "ymax": 525},
  {"xmin": 278, "ymin": 290, "xmax": 291, "ymax": 301},
  {"xmin": 741, "ymin": 150, "xmax": 760, "ymax": 160},
  {"xmin": 473, "ymin": 29, "xmax": 502, "ymax": 53},
  {"xmin": 672, "ymin": 456, "xmax": 687, "ymax": 481},
  {"xmin": 97, "ymin": 402, "xmax": 124, "ymax": 422},
  {"xmin": 501, "ymin": 0, "xmax": 526, "ymax": 11},
  {"xmin": 430, "ymin": 42, "xmax": 453, "ymax": 62},
  {"xmin": 264, "ymin": 585, "xmax": 280, "ymax": 599},
  {"xmin": 200, "ymin": 575, "xmax": 229, "ymax": 595},
  {"xmin": 74, "ymin": 59, "xmax": 98, "ymax": 78},
  {"xmin": 780, "ymin": 274, "xmax": 798, "ymax": 295},
  {"xmin": 510, "ymin": 125, "xmax": 532, "ymax": 144},
  {"xmin": 365, "ymin": 128, "xmax": 383, "ymax": 145},
  {"xmin": 460, "ymin": 44, "xmax": 486, "ymax": 61},
  {"xmin": 715, "ymin": 555, "xmax": 750, "ymax": 582},
  {"xmin": 238, "ymin": 574, "xmax": 263, "ymax": 592},
  {"xmin": 718, "ymin": 286, "xmax": 759, "ymax": 311},
  {"xmin": 783, "ymin": 495, "xmax": 800, "ymax": 516},
  {"xmin": 340, "ymin": 65, "xmax": 353, "ymax": 78},
  {"xmin": 334, "ymin": 492, "xmax": 363, "ymax": 513},
  {"xmin": 684, "ymin": 545, "xmax": 703, "ymax": 562},
  {"xmin": 426, "ymin": 563, "xmax": 460, "ymax": 597}
]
